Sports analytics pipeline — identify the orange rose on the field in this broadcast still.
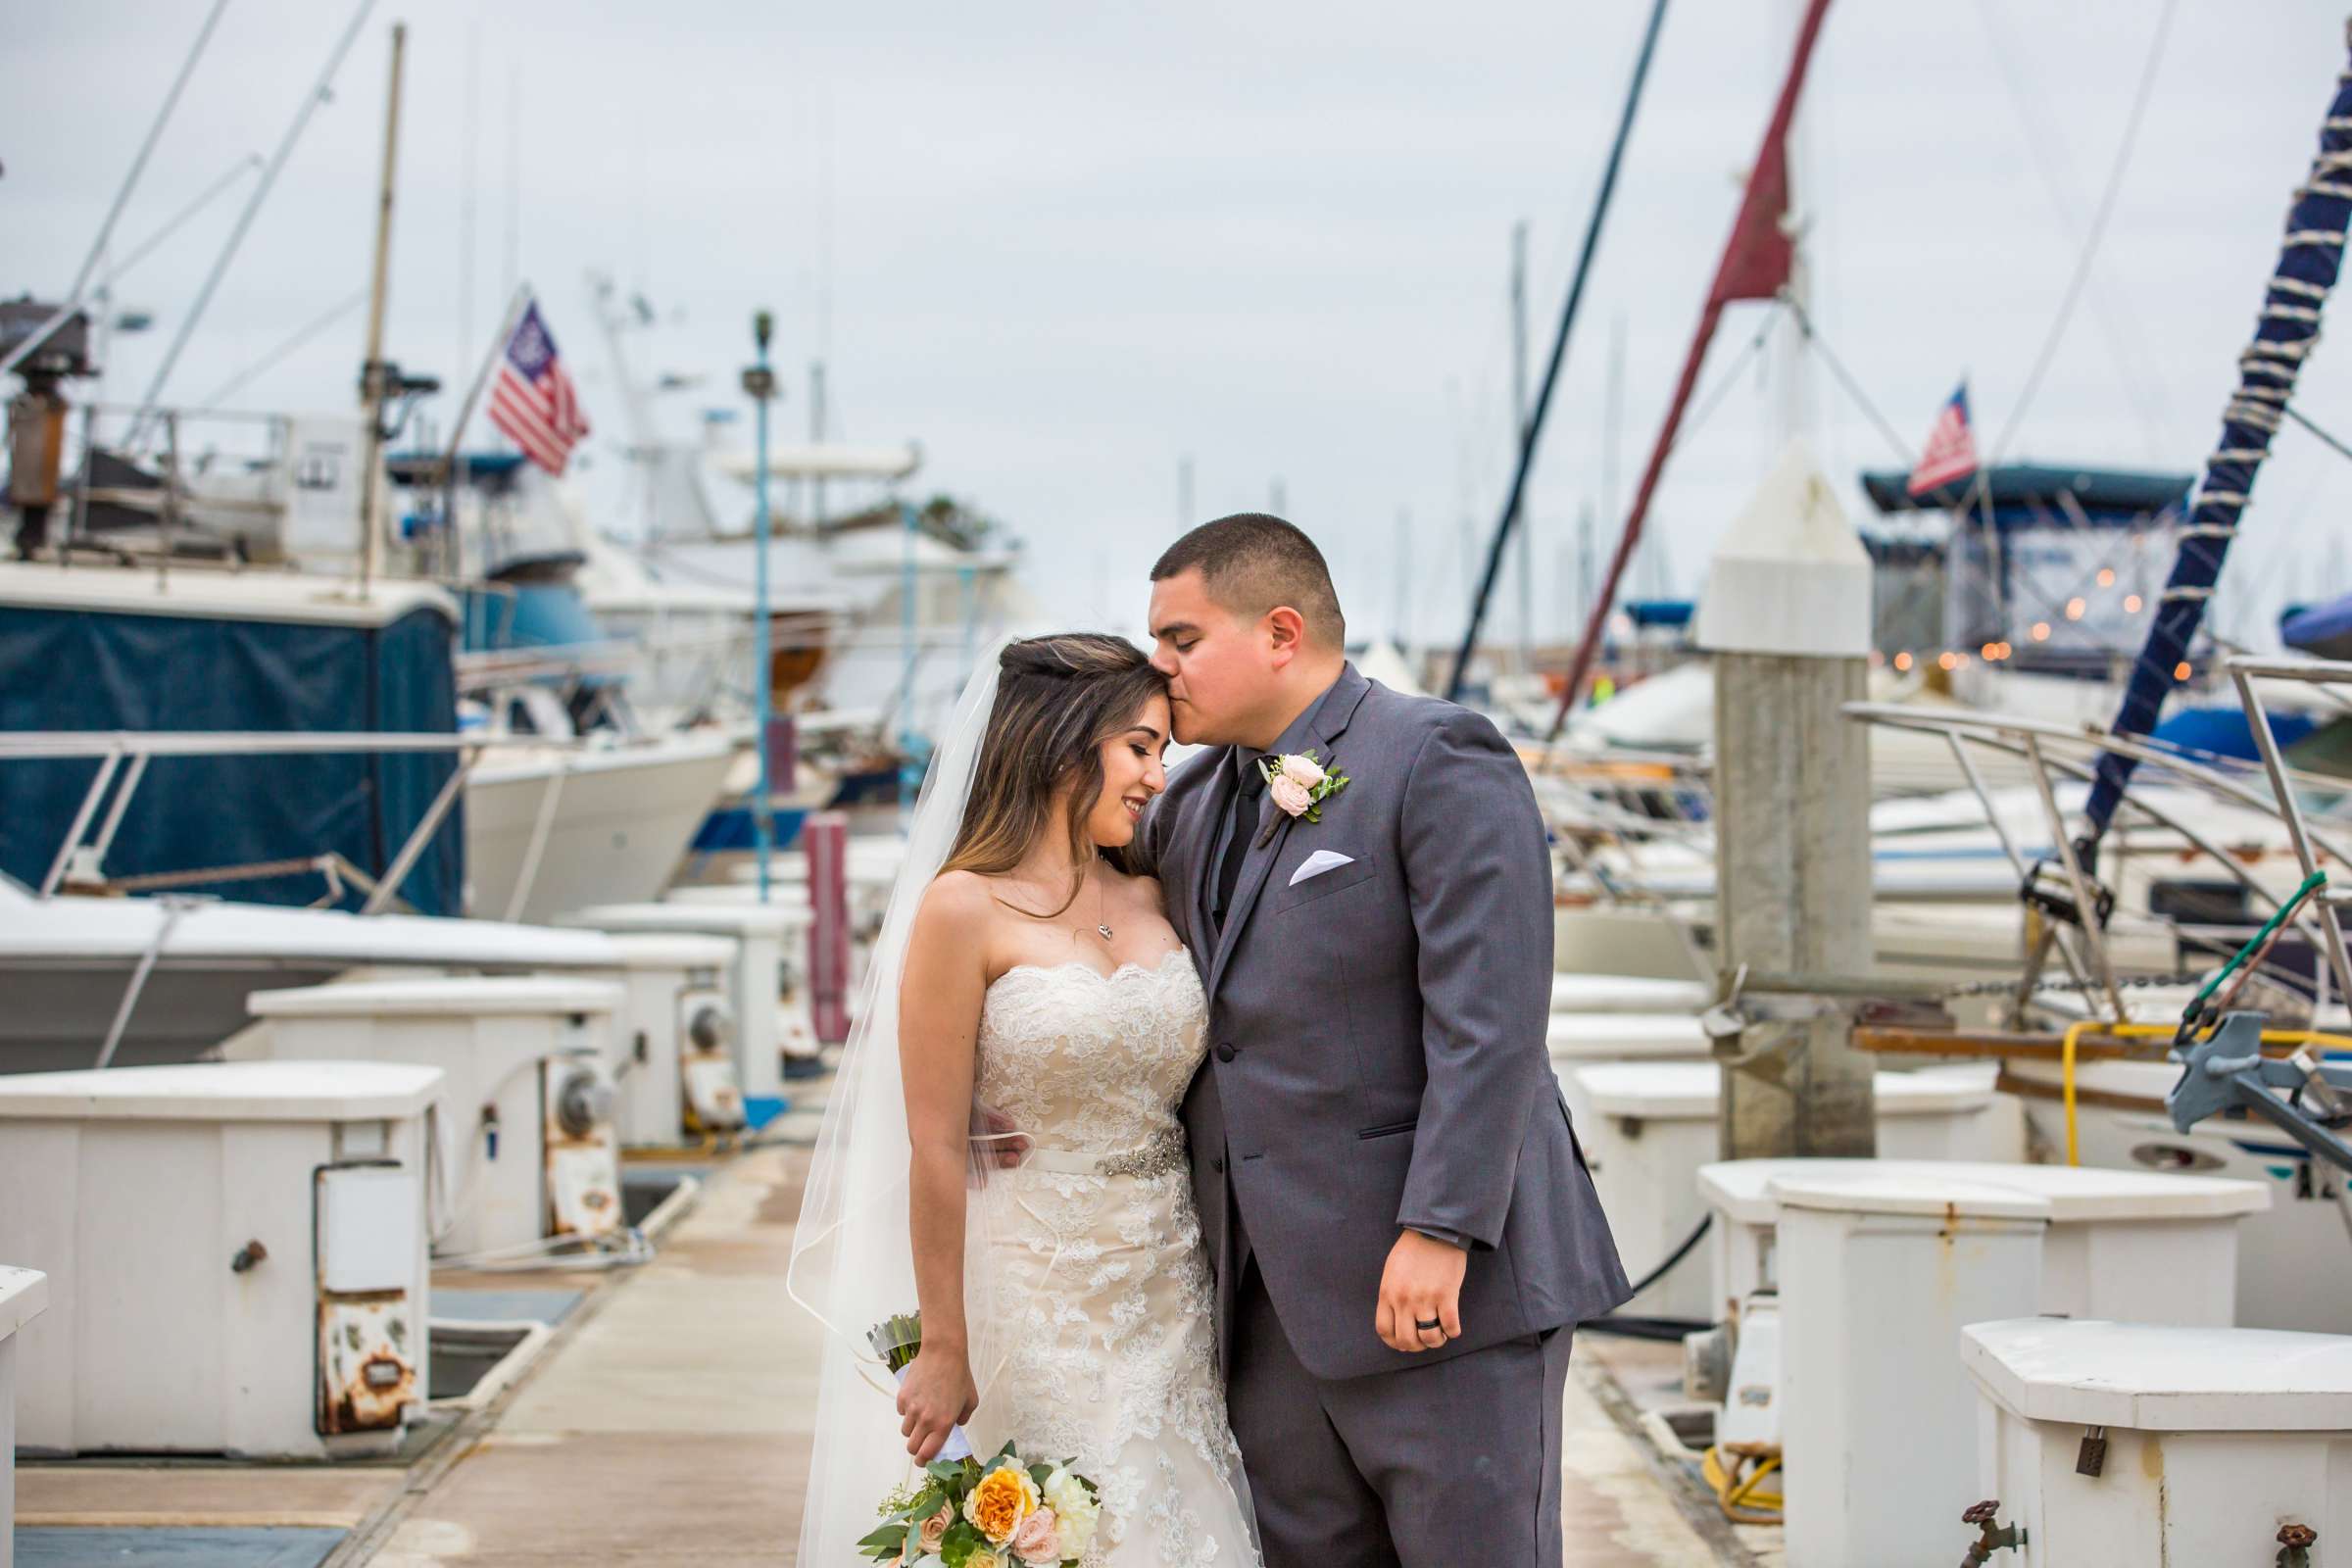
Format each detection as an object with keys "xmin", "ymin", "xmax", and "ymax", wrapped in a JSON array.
[{"xmin": 962, "ymin": 1464, "xmax": 1041, "ymax": 1545}]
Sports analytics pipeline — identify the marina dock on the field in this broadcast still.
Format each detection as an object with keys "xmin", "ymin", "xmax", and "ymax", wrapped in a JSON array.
[
  {"xmin": 15, "ymin": 3, "xmax": 2352, "ymax": 1564},
  {"xmin": 12, "ymin": 1132, "xmax": 1762, "ymax": 1567}
]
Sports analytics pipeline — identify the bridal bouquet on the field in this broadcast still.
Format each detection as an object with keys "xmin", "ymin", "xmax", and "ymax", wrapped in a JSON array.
[
  {"xmin": 861, "ymin": 1312, "xmax": 1102, "ymax": 1565},
  {"xmin": 861, "ymin": 1443, "xmax": 1103, "ymax": 1566}
]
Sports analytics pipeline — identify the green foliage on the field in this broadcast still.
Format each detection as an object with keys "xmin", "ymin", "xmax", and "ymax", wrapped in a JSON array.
[
  {"xmin": 856, "ymin": 1520, "xmax": 909, "ymax": 1560},
  {"xmin": 937, "ymin": 1521, "xmax": 994, "ymax": 1566}
]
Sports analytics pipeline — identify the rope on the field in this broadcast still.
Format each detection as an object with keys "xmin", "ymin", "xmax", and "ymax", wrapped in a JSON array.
[{"xmin": 2189, "ymin": 870, "xmax": 2328, "ymax": 1020}]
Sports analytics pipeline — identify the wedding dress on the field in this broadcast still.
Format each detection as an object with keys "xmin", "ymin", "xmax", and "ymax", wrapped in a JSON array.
[
  {"xmin": 787, "ymin": 642, "xmax": 1258, "ymax": 1567},
  {"xmin": 964, "ymin": 951, "xmax": 1259, "ymax": 1566}
]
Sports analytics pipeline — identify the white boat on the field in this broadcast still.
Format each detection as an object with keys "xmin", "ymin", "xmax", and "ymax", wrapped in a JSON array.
[
  {"xmin": 464, "ymin": 729, "xmax": 738, "ymax": 924},
  {"xmin": 0, "ymin": 868, "xmax": 618, "ymax": 1074}
]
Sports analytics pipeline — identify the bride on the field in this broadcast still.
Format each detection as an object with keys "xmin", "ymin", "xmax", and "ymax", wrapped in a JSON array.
[{"xmin": 789, "ymin": 634, "xmax": 1261, "ymax": 1566}]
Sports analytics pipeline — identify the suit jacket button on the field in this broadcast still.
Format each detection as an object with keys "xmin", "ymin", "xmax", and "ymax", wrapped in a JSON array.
[
  {"xmin": 1214, "ymin": 1042, "xmax": 1237, "ymax": 1063},
  {"xmin": 1211, "ymin": 1155, "xmax": 1226, "ymax": 1173}
]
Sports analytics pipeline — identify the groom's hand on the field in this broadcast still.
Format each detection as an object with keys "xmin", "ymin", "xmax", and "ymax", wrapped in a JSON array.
[{"xmin": 1375, "ymin": 1229, "xmax": 1468, "ymax": 1353}]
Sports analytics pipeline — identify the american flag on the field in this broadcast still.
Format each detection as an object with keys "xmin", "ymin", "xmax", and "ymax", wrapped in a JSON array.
[
  {"xmin": 1906, "ymin": 381, "xmax": 1978, "ymax": 498},
  {"xmin": 488, "ymin": 301, "xmax": 590, "ymax": 475}
]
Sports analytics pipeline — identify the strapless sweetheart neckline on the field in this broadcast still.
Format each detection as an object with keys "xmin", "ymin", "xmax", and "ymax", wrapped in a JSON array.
[{"xmin": 992, "ymin": 948, "xmax": 1194, "ymax": 988}]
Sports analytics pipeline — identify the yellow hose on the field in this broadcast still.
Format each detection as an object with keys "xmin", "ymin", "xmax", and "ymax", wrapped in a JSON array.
[
  {"xmin": 1701, "ymin": 1445, "xmax": 1784, "ymax": 1524},
  {"xmin": 2059, "ymin": 1019, "xmax": 2352, "ymax": 1166}
]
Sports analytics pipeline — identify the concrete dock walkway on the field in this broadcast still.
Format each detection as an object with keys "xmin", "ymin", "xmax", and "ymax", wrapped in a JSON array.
[{"xmin": 103, "ymin": 1141, "xmax": 1744, "ymax": 1567}]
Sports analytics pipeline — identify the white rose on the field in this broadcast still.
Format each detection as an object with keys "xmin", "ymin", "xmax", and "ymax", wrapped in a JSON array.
[
  {"xmin": 1278, "ymin": 753, "xmax": 1325, "ymax": 789},
  {"xmin": 1041, "ymin": 1469, "xmax": 1099, "ymax": 1556},
  {"xmin": 1266, "ymin": 773, "xmax": 1314, "ymax": 818}
]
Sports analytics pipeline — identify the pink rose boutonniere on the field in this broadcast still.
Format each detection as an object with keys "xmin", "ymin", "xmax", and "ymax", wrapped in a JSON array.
[{"xmin": 1258, "ymin": 749, "xmax": 1349, "ymax": 825}]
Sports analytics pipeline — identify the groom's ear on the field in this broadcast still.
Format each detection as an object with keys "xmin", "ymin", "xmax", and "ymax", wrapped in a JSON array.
[{"xmin": 1264, "ymin": 605, "xmax": 1308, "ymax": 667}]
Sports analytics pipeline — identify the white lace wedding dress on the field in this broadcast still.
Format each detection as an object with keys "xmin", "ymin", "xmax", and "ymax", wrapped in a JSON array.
[{"xmin": 963, "ymin": 950, "xmax": 1261, "ymax": 1567}]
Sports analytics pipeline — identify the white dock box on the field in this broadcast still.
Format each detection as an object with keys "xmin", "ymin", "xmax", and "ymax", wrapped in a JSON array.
[
  {"xmin": 248, "ymin": 977, "xmax": 623, "ymax": 1260},
  {"xmin": 1548, "ymin": 1013, "xmax": 1711, "ymax": 1138},
  {"xmin": 1964, "ymin": 1317, "xmax": 2352, "ymax": 1565},
  {"xmin": 600, "ymin": 932, "xmax": 745, "ymax": 1146},
  {"xmin": 1778, "ymin": 1172, "xmax": 2047, "ymax": 1568},
  {"xmin": 1, "ymin": 1265, "xmax": 47, "ymax": 1565},
  {"xmin": 563, "ymin": 901, "xmax": 810, "ymax": 1102},
  {"xmin": 1696, "ymin": 1157, "xmax": 2266, "ymax": 1326},
  {"xmin": 0, "ymin": 1062, "xmax": 438, "ymax": 1460},
  {"xmin": 1573, "ymin": 1062, "xmax": 2003, "ymax": 1319},
  {"xmin": 2007, "ymin": 1054, "xmax": 2352, "ymax": 1334}
]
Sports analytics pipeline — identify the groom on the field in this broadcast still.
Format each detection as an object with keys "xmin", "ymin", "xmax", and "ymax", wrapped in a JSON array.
[{"xmin": 1140, "ymin": 514, "xmax": 1632, "ymax": 1565}]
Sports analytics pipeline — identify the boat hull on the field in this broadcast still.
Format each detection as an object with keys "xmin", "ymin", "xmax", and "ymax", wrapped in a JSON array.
[{"xmin": 466, "ymin": 736, "xmax": 736, "ymax": 924}]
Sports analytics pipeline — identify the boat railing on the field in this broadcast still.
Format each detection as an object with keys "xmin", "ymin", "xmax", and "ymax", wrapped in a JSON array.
[
  {"xmin": 1841, "ymin": 699, "xmax": 2352, "ymax": 1025},
  {"xmin": 2224, "ymin": 655, "xmax": 2352, "ymax": 1013},
  {"xmin": 0, "ymin": 728, "xmax": 583, "ymax": 916}
]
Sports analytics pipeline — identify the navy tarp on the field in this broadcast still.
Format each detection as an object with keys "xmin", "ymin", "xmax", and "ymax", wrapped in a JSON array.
[
  {"xmin": 2281, "ymin": 594, "xmax": 2352, "ymax": 661},
  {"xmin": 1859, "ymin": 465, "xmax": 2195, "ymax": 517},
  {"xmin": 0, "ymin": 605, "xmax": 464, "ymax": 914}
]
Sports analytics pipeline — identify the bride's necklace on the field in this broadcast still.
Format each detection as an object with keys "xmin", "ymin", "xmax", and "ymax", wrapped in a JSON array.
[{"xmin": 1095, "ymin": 869, "xmax": 1113, "ymax": 943}]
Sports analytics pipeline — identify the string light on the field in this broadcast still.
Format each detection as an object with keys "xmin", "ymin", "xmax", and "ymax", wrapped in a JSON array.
[
  {"xmin": 2032, "ymin": 622, "xmax": 2052, "ymax": 641},
  {"xmin": 1894, "ymin": 651, "xmax": 1914, "ymax": 672},
  {"xmin": 2097, "ymin": 568, "xmax": 2117, "ymax": 587},
  {"xmin": 2124, "ymin": 594, "xmax": 2143, "ymax": 612},
  {"xmin": 2066, "ymin": 598, "xmax": 2086, "ymax": 620},
  {"xmin": 1939, "ymin": 651, "xmax": 1959, "ymax": 671},
  {"xmin": 2175, "ymin": 661, "xmax": 2192, "ymax": 681},
  {"xmin": 1982, "ymin": 641, "xmax": 2000, "ymax": 660}
]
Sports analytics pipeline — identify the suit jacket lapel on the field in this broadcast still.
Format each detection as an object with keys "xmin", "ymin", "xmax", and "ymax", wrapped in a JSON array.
[
  {"xmin": 1206, "ymin": 784, "xmax": 1291, "ymax": 997},
  {"xmin": 1204, "ymin": 664, "xmax": 1374, "ymax": 999},
  {"xmin": 1190, "ymin": 745, "xmax": 1237, "ymax": 948}
]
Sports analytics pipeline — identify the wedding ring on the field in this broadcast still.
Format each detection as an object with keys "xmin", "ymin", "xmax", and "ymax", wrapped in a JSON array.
[{"xmin": 1414, "ymin": 1317, "xmax": 1443, "ymax": 1332}]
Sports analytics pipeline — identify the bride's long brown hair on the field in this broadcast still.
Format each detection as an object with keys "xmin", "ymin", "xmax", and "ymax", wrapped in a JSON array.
[{"xmin": 941, "ymin": 634, "xmax": 1167, "ymax": 916}]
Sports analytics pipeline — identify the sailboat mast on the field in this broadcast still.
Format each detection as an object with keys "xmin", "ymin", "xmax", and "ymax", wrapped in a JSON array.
[
  {"xmin": 1544, "ymin": 0, "xmax": 1836, "ymax": 739},
  {"xmin": 1442, "ymin": 0, "xmax": 1671, "ymax": 701},
  {"xmin": 357, "ymin": 21, "xmax": 407, "ymax": 594},
  {"xmin": 2081, "ymin": 21, "xmax": 2352, "ymax": 841}
]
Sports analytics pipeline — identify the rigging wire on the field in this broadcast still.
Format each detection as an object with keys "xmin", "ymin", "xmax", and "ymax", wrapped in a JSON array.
[
  {"xmin": 196, "ymin": 288, "xmax": 368, "ymax": 411},
  {"xmin": 1678, "ymin": 307, "xmax": 1783, "ymax": 448},
  {"xmin": 2286, "ymin": 403, "xmax": 2352, "ymax": 467},
  {"xmin": 1970, "ymin": 0, "xmax": 2177, "ymax": 461},
  {"xmin": 1987, "ymin": 0, "xmax": 2182, "ymax": 464},
  {"xmin": 1780, "ymin": 296, "xmax": 1912, "ymax": 465}
]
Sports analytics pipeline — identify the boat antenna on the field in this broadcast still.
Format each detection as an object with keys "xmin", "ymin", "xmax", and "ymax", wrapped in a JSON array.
[{"xmin": 125, "ymin": 0, "xmax": 377, "ymax": 447}]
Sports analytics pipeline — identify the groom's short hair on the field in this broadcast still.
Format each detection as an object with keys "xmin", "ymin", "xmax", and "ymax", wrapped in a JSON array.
[{"xmin": 1152, "ymin": 514, "xmax": 1346, "ymax": 647}]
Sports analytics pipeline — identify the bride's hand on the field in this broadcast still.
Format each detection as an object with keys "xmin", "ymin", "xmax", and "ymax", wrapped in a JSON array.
[{"xmin": 897, "ymin": 1345, "xmax": 978, "ymax": 1462}]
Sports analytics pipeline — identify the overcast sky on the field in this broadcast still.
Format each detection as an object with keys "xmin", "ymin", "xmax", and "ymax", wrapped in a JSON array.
[{"xmin": 11, "ymin": 0, "xmax": 2352, "ymax": 653}]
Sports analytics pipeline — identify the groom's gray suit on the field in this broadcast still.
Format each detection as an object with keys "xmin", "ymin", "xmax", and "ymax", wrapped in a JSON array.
[{"xmin": 1142, "ymin": 662, "xmax": 1631, "ymax": 1565}]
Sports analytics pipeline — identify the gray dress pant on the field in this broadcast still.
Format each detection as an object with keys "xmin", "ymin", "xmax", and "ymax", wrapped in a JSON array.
[{"xmin": 1225, "ymin": 1254, "xmax": 1572, "ymax": 1566}]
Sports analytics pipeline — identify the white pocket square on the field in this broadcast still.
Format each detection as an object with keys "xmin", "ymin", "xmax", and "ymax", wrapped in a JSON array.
[{"xmin": 1288, "ymin": 850, "xmax": 1356, "ymax": 888}]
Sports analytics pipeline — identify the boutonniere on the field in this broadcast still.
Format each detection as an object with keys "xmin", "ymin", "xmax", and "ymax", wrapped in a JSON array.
[{"xmin": 1255, "ymin": 750, "xmax": 1349, "ymax": 846}]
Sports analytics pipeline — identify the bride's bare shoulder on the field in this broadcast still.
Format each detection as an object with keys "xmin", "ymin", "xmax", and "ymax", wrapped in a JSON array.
[{"xmin": 918, "ymin": 868, "xmax": 997, "ymax": 926}]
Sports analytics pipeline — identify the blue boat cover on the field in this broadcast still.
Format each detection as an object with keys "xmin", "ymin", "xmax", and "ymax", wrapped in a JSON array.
[
  {"xmin": 2150, "ymin": 704, "xmax": 2317, "ymax": 762},
  {"xmin": 0, "ymin": 604, "xmax": 464, "ymax": 914},
  {"xmin": 2281, "ymin": 593, "xmax": 2352, "ymax": 661}
]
